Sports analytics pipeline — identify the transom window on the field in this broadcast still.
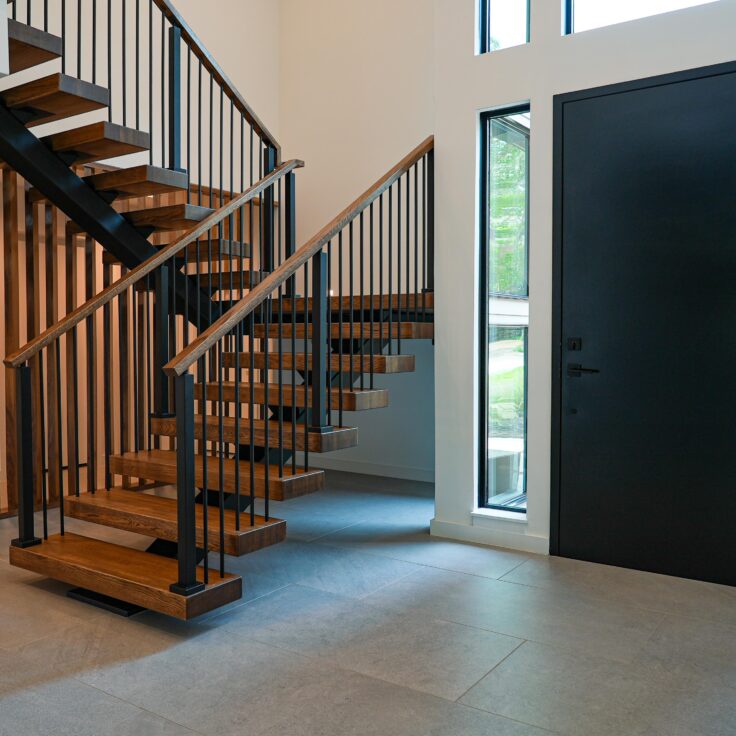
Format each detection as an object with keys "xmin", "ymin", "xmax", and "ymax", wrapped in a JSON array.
[
  {"xmin": 566, "ymin": 0, "xmax": 719, "ymax": 33},
  {"xmin": 480, "ymin": 0, "xmax": 530, "ymax": 53}
]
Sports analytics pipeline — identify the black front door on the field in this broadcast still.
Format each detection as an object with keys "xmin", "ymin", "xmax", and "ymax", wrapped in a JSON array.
[{"xmin": 552, "ymin": 62, "xmax": 736, "ymax": 586}]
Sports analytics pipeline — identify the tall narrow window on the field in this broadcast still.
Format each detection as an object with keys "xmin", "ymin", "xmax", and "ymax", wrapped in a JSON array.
[
  {"xmin": 566, "ymin": 0, "xmax": 718, "ymax": 34},
  {"xmin": 480, "ymin": 0, "xmax": 530, "ymax": 53},
  {"xmin": 481, "ymin": 107, "xmax": 530, "ymax": 513}
]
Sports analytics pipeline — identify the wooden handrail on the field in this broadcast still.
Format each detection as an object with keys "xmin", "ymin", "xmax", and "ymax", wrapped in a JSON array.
[
  {"xmin": 4, "ymin": 160, "xmax": 304, "ymax": 369},
  {"xmin": 154, "ymin": 0, "xmax": 280, "ymax": 157},
  {"xmin": 164, "ymin": 135, "xmax": 434, "ymax": 377}
]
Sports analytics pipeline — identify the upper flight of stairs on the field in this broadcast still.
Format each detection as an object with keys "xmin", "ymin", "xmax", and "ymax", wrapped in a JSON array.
[{"xmin": 3, "ymin": 5, "xmax": 435, "ymax": 620}]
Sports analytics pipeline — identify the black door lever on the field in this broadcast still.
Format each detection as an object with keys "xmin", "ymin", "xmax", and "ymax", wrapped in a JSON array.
[{"xmin": 567, "ymin": 363, "xmax": 600, "ymax": 378}]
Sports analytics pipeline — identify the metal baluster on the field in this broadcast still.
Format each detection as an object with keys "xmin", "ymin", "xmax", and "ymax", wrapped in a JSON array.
[
  {"xmin": 77, "ymin": 0, "xmax": 82, "ymax": 79},
  {"xmin": 161, "ymin": 12, "xmax": 165, "ymax": 166},
  {"xmin": 11, "ymin": 366, "xmax": 40, "ymax": 549},
  {"xmin": 149, "ymin": 0, "xmax": 153, "ymax": 163},
  {"xmin": 338, "ymin": 232, "xmax": 343, "ymax": 427},
  {"xmin": 55, "ymin": 340, "xmax": 64, "ymax": 534},
  {"xmin": 369, "ymin": 202, "xmax": 375, "ymax": 390},
  {"xmin": 61, "ymin": 0, "xmax": 66, "ymax": 73},
  {"xmin": 303, "ymin": 260, "xmax": 310, "ymax": 470},
  {"xmin": 326, "ymin": 239, "xmax": 332, "ymax": 425},
  {"xmin": 217, "ymin": 342, "xmax": 225, "ymax": 577},
  {"xmin": 348, "ymin": 222, "xmax": 354, "ymax": 386},
  {"xmin": 359, "ymin": 212, "xmax": 364, "ymax": 390},
  {"xmin": 414, "ymin": 163, "xmax": 419, "ymax": 322},
  {"xmin": 91, "ymin": 0, "xmax": 96, "ymax": 83},
  {"xmin": 135, "ymin": 0, "xmax": 140, "ymax": 129},
  {"xmin": 388, "ymin": 186, "xmax": 393, "ymax": 355},
  {"xmin": 379, "ymin": 194, "xmax": 384, "ymax": 365},
  {"xmin": 38, "ymin": 352, "xmax": 48, "ymax": 535},
  {"xmin": 397, "ymin": 177, "xmax": 402, "ymax": 355}
]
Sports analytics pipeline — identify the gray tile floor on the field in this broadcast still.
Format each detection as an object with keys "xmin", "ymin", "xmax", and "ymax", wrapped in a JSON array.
[{"xmin": 1, "ymin": 470, "xmax": 736, "ymax": 735}]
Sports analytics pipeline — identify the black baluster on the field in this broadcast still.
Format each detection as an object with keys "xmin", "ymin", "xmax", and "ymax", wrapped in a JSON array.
[
  {"xmin": 369, "ymin": 202, "xmax": 374, "ymax": 390},
  {"xmin": 426, "ymin": 149, "xmax": 435, "ymax": 293},
  {"xmin": 11, "ymin": 365, "xmax": 41, "ymax": 549}
]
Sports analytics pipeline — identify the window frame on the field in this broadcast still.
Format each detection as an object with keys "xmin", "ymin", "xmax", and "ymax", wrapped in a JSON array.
[
  {"xmin": 479, "ymin": 105, "xmax": 531, "ymax": 514},
  {"xmin": 479, "ymin": 0, "xmax": 532, "ymax": 54}
]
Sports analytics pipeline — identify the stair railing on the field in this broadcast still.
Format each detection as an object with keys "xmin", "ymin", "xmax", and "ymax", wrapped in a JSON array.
[
  {"xmin": 163, "ymin": 137, "xmax": 434, "ymax": 593},
  {"xmin": 3, "ymin": 160, "xmax": 302, "ymax": 596},
  {"xmin": 8, "ymin": 0, "xmax": 280, "ymax": 263}
]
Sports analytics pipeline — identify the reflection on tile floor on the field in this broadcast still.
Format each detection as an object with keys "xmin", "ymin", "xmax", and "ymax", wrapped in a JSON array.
[{"xmin": 1, "ymin": 469, "xmax": 736, "ymax": 735}]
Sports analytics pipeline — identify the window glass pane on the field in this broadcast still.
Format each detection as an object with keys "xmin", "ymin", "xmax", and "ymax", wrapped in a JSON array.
[
  {"xmin": 571, "ymin": 0, "xmax": 717, "ymax": 33},
  {"xmin": 488, "ymin": 112, "xmax": 529, "ymax": 297},
  {"xmin": 487, "ymin": 326, "xmax": 527, "ymax": 511},
  {"xmin": 487, "ymin": 0, "xmax": 529, "ymax": 51}
]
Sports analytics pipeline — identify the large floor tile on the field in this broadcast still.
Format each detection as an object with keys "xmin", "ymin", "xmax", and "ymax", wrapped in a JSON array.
[
  {"xmin": 0, "ymin": 677, "xmax": 154, "ymax": 736},
  {"xmin": 212, "ymin": 538, "xmax": 420, "ymax": 599},
  {"xmin": 634, "ymin": 614, "xmax": 736, "ymax": 690},
  {"xmin": 318, "ymin": 519, "xmax": 529, "ymax": 578},
  {"xmin": 460, "ymin": 640, "xmax": 736, "ymax": 736},
  {"xmin": 83, "ymin": 623, "xmax": 550, "ymax": 736},
  {"xmin": 9, "ymin": 611, "xmax": 210, "ymax": 683},
  {"xmin": 365, "ymin": 566, "xmax": 663, "ymax": 664},
  {"xmin": 215, "ymin": 584, "xmax": 523, "ymax": 700},
  {"xmin": 503, "ymin": 556, "xmax": 736, "ymax": 626}
]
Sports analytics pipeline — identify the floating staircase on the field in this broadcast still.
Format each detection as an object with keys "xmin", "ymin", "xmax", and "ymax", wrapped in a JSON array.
[{"xmin": 2, "ymin": 0, "xmax": 434, "ymax": 620}]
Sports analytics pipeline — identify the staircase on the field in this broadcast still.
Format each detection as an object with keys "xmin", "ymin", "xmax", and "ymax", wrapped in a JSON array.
[{"xmin": 1, "ymin": 0, "xmax": 435, "ymax": 619}]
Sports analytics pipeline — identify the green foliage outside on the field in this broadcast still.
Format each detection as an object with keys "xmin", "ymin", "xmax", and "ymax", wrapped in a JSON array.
[
  {"xmin": 489, "ymin": 119, "xmax": 528, "ymax": 296},
  {"xmin": 488, "ymin": 328, "xmax": 526, "ymax": 439}
]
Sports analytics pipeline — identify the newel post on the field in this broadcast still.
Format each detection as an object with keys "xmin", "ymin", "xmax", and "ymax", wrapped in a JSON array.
[
  {"xmin": 11, "ymin": 365, "xmax": 41, "ymax": 549},
  {"xmin": 310, "ymin": 251, "xmax": 331, "ymax": 432},
  {"xmin": 170, "ymin": 372, "xmax": 204, "ymax": 596}
]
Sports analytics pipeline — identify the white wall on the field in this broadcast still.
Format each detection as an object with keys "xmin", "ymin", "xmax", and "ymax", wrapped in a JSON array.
[
  {"xmin": 173, "ymin": 0, "xmax": 281, "ymax": 141},
  {"xmin": 431, "ymin": 0, "xmax": 736, "ymax": 553},
  {"xmin": 279, "ymin": 0, "xmax": 436, "ymax": 481}
]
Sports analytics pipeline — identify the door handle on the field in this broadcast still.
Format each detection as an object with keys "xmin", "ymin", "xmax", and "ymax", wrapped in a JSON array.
[{"xmin": 567, "ymin": 363, "xmax": 600, "ymax": 378}]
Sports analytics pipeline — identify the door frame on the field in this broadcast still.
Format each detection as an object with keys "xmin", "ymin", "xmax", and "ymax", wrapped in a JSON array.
[{"xmin": 550, "ymin": 59, "xmax": 736, "ymax": 555}]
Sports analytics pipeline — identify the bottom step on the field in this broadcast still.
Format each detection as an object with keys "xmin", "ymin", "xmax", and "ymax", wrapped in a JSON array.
[{"xmin": 9, "ymin": 533, "xmax": 241, "ymax": 620}]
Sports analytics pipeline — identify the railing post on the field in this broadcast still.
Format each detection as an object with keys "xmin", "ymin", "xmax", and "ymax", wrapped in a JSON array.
[
  {"xmin": 262, "ymin": 147, "xmax": 276, "ymax": 272},
  {"xmin": 426, "ymin": 149, "xmax": 434, "ymax": 292},
  {"xmin": 170, "ymin": 373, "xmax": 204, "ymax": 596},
  {"xmin": 11, "ymin": 365, "xmax": 41, "ymax": 549},
  {"xmin": 168, "ymin": 26, "xmax": 182, "ymax": 172},
  {"xmin": 285, "ymin": 170, "xmax": 296, "ymax": 295},
  {"xmin": 153, "ymin": 264, "xmax": 171, "ymax": 417},
  {"xmin": 310, "ymin": 251, "xmax": 331, "ymax": 432}
]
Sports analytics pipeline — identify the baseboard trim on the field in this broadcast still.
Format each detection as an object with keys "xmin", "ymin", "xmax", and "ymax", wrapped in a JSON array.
[
  {"xmin": 430, "ymin": 517, "xmax": 549, "ymax": 555},
  {"xmin": 305, "ymin": 456, "xmax": 435, "ymax": 483}
]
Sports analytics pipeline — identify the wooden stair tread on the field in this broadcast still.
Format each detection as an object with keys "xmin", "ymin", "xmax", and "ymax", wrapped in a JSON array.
[
  {"xmin": 40, "ymin": 121, "xmax": 149, "ymax": 166},
  {"xmin": 253, "ymin": 322, "xmax": 434, "ymax": 340},
  {"xmin": 109, "ymin": 449, "xmax": 323, "ymax": 501},
  {"xmin": 8, "ymin": 18, "xmax": 63, "ymax": 73},
  {"xmin": 152, "ymin": 415, "xmax": 358, "ymax": 453},
  {"xmin": 66, "ymin": 490, "xmax": 285, "ymax": 557},
  {"xmin": 196, "ymin": 270, "xmax": 265, "ymax": 290},
  {"xmin": 0, "ymin": 72, "xmax": 109, "ymax": 127},
  {"xmin": 84, "ymin": 164, "xmax": 189, "ymax": 200},
  {"xmin": 194, "ymin": 381, "xmax": 389, "ymax": 411},
  {"xmin": 68, "ymin": 203, "xmax": 213, "ymax": 235},
  {"xmin": 278, "ymin": 293, "xmax": 434, "ymax": 315},
  {"xmin": 223, "ymin": 351, "xmax": 416, "ymax": 374},
  {"xmin": 9, "ymin": 533, "xmax": 241, "ymax": 620},
  {"xmin": 102, "ymin": 237, "xmax": 251, "ymax": 265}
]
